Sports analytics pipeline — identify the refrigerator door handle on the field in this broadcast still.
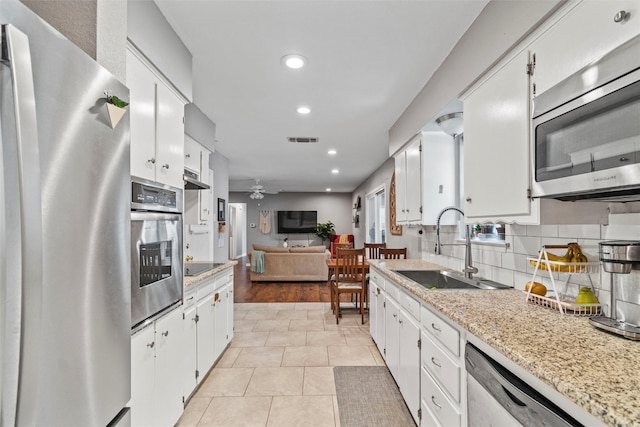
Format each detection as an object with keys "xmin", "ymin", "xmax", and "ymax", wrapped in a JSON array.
[{"xmin": 0, "ymin": 24, "xmax": 44, "ymax": 426}]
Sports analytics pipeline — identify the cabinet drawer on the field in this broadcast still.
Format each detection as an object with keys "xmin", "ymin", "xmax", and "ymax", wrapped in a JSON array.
[
  {"xmin": 421, "ymin": 366, "xmax": 461, "ymax": 427},
  {"xmin": 421, "ymin": 332, "xmax": 460, "ymax": 402},
  {"xmin": 197, "ymin": 279, "xmax": 215, "ymax": 300},
  {"xmin": 401, "ymin": 292, "xmax": 420, "ymax": 321},
  {"xmin": 421, "ymin": 305, "xmax": 460, "ymax": 357},
  {"xmin": 386, "ymin": 281, "xmax": 400, "ymax": 302},
  {"xmin": 183, "ymin": 288, "xmax": 197, "ymax": 309},
  {"xmin": 369, "ymin": 269, "xmax": 384, "ymax": 290}
]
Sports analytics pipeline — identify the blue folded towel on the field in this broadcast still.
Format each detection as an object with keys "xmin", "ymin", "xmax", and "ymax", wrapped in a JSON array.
[{"xmin": 251, "ymin": 250, "xmax": 265, "ymax": 273}]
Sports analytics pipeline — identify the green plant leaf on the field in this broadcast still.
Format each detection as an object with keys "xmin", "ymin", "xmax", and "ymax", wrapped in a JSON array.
[
  {"xmin": 109, "ymin": 95, "xmax": 129, "ymax": 108},
  {"xmin": 315, "ymin": 220, "xmax": 335, "ymax": 242}
]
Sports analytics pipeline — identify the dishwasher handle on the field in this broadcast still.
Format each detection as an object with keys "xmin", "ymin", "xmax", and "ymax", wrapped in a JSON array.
[{"xmin": 465, "ymin": 343, "xmax": 582, "ymax": 427}]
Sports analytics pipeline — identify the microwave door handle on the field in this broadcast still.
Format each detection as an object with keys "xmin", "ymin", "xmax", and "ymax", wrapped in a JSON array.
[{"xmin": 1, "ymin": 24, "xmax": 44, "ymax": 426}]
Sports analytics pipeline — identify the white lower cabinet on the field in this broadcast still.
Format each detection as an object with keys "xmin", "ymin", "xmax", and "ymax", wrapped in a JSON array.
[
  {"xmin": 384, "ymin": 294, "xmax": 400, "ymax": 379},
  {"xmin": 131, "ymin": 306, "xmax": 185, "ymax": 427},
  {"xmin": 369, "ymin": 276, "xmax": 385, "ymax": 349},
  {"xmin": 399, "ymin": 306, "xmax": 421, "ymax": 424},
  {"xmin": 184, "ymin": 267, "xmax": 235, "ymax": 401}
]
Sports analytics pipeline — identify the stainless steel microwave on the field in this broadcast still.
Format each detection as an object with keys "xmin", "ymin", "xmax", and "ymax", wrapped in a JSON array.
[{"xmin": 531, "ymin": 34, "xmax": 640, "ymax": 201}]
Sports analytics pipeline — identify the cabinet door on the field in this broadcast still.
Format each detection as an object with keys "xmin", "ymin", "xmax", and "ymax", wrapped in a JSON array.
[
  {"xmin": 156, "ymin": 82, "xmax": 185, "ymax": 188},
  {"xmin": 421, "ymin": 131, "xmax": 457, "ymax": 225},
  {"xmin": 375, "ymin": 287, "xmax": 385, "ymax": 352},
  {"xmin": 226, "ymin": 274, "xmax": 235, "ymax": 342},
  {"xmin": 214, "ymin": 284, "xmax": 229, "ymax": 358},
  {"xmin": 368, "ymin": 281, "xmax": 378, "ymax": 343},
  {"xmin": 127, "ymin": 51, "xmax": 156, "ymax": 182},
  {"xmin": 531, "ymin": 0, "xmax": 640, "ymax": 95},
  {"xmin": 464, "ymin": 50, "xmax": 531, "ymax": 220},
  {"xmin": 131, "ymin": 325, "xmax": 155, "ymax": 427},
  {"xmin": 184, "ymin": 135, "xmax": 201, "ymax": 173},
  {"xmin": 183, "ymin": 304, "xmax": 198, "ymax": 399},
  {"xmin": 154, "ymin": 308, "xmax": 185, "ymax": 427},
  {"xmin": 404, "ymin": 139, "xmax": 422, "ymax": 223},
  {"xmin": 399, "ymin": 310, "xmax": 421, "ymax": 424},
  {"xmin": 395, "ymin": 153, "xmax": 408, "ymax": 222},
  {"xmin": 199, "ymin": 168, "xmax": 212, "ymax": 223},
  {"xmin": 196, "ymin": 293, "xmax": 215, "ymax": 383},
  {"xmin": 384, "ymin": 296, "xmax": 400, "ymax": 379}
]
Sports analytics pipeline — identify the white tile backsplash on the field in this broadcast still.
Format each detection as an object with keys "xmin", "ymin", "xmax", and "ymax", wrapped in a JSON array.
[
  {"xmin": 558, "ymin": 224, "xmax": 601, "ymax": 239},
  {"xmin": 526, "ymin": 225, "xmax": 558, "ymax": 237}
]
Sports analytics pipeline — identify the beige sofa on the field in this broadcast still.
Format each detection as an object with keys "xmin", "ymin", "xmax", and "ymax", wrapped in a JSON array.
[{"xmin": 249, "ymin": 244, "xmax": 330, "ymax": 282}]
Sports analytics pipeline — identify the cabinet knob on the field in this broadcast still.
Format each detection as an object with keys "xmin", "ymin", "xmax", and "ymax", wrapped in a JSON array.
[
  {"xmin": 162, "ymin": 163, "xmax": 170, "ymax": 170},
  {"xmin": 399, "ymin": 319, "xmax": 403, "ymax": 325},
  {"xmin": 147, "ymin": 157, "xmax": 156, "ymax": 164},
  {"xmin": 147, "ymin": 341, "xmax": 155, "ymax": 349},
  {"xmin": 161, "ymin": 331, "xmax": 169, "ymax": 337},
  {"xmin": 393, "ymin": 313, "xmax": 397, "ymax": 318},
  {"xmin": 466, "ymin": 197, "xmax": 472, "ymax": 203},
  {"xmin": 614, "ymin": 10, "xmax": 630, "ymax": 23},
  {"xmin": 185, "ymin": 153, "xmax": 191, "ymax": 158}
]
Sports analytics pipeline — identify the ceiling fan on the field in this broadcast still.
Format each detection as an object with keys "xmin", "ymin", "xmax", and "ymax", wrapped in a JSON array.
[{"xmin": 246, "ymin": 179, "xmax": 278, "ymax": 199}]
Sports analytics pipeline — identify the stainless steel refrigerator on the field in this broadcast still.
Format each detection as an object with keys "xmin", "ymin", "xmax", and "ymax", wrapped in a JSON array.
[{"xmin": 0, "ymin": 1, "xmax": 131, "ymax": 425}]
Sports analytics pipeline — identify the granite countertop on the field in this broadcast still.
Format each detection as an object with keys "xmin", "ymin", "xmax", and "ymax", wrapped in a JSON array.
[
  {"xmin": 369, "ymin": 259, "xmax": 640, "ymax": 427},
  {"xmin": 183, "ymin": 260, "xmax": 237, "ymax": 288}
]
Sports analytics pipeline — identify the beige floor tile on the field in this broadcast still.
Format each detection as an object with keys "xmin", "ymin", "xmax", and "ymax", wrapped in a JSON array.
[
  {"xmin": 265, "ymin": 331, "xmax": 307, "ymax": 347},
  {"xmin": 370, "ymin": 345, "xmax": 386, "ymax": 366},
  {"xmin": 342, "ymin": 328, "xmax": 374, "ymax": 346},
  {"xmin": 288, "ymin": 319, "xmax": 325, "ymax": 332},
  {"xmin": 229, "ymin": 331, "xmax": 269, "ymax": 347},
  {"xmin": 332, "ymin": 395, "xmax": 341, "ymax": 427},
  {"xmin": 198, "ymin": 396, "xmax": 272, "ymax": 426},
  {"xmin": 306, "ymin": 331, "xmax": 346, "ymax": 346},
  {"xmin": 264, "ymin": 302, "xmax": 297, "ymax": 311},
  {"xmin": 306, "ymin": 310, "xmax": 327, "ymax": 320},
  {"xmin": 245, "ymin": 367, "xmax": 304, "ymax": 396},
  {"xmin": 233, "ymin": 319, "xmax": 258, "ymax": 332},
  {"xmin": 243, "ymin": 310, "xmax": 279, "ymax": 321},
  {"xmin": 282, "ymin": 346, "xmax": 329, "ymax": 367},
  {"xmin": 276, "ymin": 309, "xmax": 308, "ymax": 320},
  {"xmin": 215, "ymin": 347, "xmax": 241, "ymax": 368},
  {"xmin": 267, "ymin": 395, "xmax": 335, "ymax": 427},
  {"xmin": 195, "ymin": 368, "xmax": 254, "ymax": 397},
  {"xmin": 234, "ymin": 303, "xmax": 266, "ymax": 311},
  {"xmin": 233, "ymin": 310, "xmax": 248, "ymax": 320},
  {"xmin": 303, "ymin": 367, "xmax": 336, "ymax": 395},
  {"xmin": 327, "ymin": 345, "xmax": 377, "ymax": 366},
  {"xmin": 252, "ymin": 319, "xmax": 291, "ymax": 332},
  {"xmin": 176, "ymin": 397, "xmax": 210, "ymax": 427},
  {"xmin": 294, "ymin": 302, "xmax": 330, "ymax": 310},
  {"xmin": 233, "ymin": 346, "xmax": 284, "ymax": 368}
]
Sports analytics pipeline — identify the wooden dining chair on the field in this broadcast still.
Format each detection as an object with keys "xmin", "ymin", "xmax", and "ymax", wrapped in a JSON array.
[
  {"xmin": 330, "ymin": 242, "xmax": 353, "ymax": 258},
  {"xmin": 331, "ymin": 248, "xmax": 366, "ymax": 324},
  {"xmin": 380, "ymin": 248, "xmax": 407, "ymax": 259},
  {"xmin": 364, "ymin": 242, "xmax": 387, "ymax": 259}
]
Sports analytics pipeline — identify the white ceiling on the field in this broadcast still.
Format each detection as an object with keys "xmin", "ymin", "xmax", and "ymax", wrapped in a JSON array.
[{"xmin": 155, "ymin": 0, "xmax": 488, "ymax": 195}]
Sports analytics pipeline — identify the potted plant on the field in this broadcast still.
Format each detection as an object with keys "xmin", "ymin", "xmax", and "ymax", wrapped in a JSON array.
[
  {"xmin": 104, "ymin": 91, "xmax": 129, "ymax": 129},
  {"xmin": 315, "ymin": 220, "xmax": 335, "ymax": 246}
]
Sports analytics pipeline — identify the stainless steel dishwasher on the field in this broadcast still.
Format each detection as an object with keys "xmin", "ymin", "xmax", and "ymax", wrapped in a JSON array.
[{"xmin": 465, "ymin": 343, "xmax": 582, "ymax": 427}]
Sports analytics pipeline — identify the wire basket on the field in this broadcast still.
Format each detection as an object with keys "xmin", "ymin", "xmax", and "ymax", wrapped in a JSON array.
[{"xmin": 525, "ymin": 291, "xmax": 602, "ymax": 316}]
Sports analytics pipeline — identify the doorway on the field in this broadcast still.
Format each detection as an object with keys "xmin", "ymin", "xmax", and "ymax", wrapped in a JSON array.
[{"xmin": 229, "ymin": 203, "xmax": 247, "ymax": 259}]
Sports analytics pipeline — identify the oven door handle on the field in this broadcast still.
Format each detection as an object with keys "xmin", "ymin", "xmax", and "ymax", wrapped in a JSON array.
[{"xmin": 131, "ymin": 212, "xmax": 182, "ymax": 222}]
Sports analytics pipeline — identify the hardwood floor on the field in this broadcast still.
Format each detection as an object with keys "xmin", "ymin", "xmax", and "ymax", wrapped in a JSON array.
[{"xmin": 233, "ymin": 256, "xmax": 333, "ymax": 303}]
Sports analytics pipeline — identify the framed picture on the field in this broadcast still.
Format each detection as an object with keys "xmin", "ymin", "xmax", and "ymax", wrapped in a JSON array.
[{"xmin": 217, "ymin": 198, "xmax": 226, "ymax": 222}]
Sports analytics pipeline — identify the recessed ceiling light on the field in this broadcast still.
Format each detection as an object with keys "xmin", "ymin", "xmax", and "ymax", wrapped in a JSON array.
[
  {"xmin": 328, "ymin": 149, "xmax": 337, "ymax": 155},
  {"xmin": 326, "ymin": 188, "xmax": 332, "ymax": 192},
  {"xmin": 281, "ymin": 54, "xmax": 307, "ymax": 69},
  {"xmin": 297, "ymin": 106, "xmax": 311, "ymax": 114},
  {"xmin": 331, "ymin": 169, "xmax": 339, "ymax": 174}
]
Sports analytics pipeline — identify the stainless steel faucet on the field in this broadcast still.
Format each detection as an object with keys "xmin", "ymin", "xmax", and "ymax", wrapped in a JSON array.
[{"xmin": 435, "ymin": 206, "xmax": 479, "ymax": 279}]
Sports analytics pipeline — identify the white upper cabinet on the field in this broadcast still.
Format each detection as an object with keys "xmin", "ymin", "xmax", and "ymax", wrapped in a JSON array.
[
  {"xmin": 463, "ymin": 49, "xmax": 532, "ymax": 221},
  {"xmin": 395, "ymin": 135, "xmax": 422, "ymax": 224},
  {"xmin": 421, "ymin": 131, "xmax": 458, "ymax": 225},
  {"xmin": 127, "ymin": 49, "xmax": 185, "ymax": 188},
  {"xmin": 530, "ymin": 0, "xmax": 640, "ymax": 96},
  {"xmin": 184, "ymin": 135, "xmax": 201, "ymax": 173}
]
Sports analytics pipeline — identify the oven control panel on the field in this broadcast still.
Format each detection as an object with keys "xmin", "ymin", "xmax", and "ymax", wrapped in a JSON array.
[{"xmin": 131, "ymin": 178, "xmax": 182, "ymax": 213}]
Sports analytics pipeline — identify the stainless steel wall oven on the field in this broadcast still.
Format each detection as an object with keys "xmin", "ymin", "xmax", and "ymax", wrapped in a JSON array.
[{"xmin": 131, "ymin": 177, "xmax": 183, "ymax": 329}]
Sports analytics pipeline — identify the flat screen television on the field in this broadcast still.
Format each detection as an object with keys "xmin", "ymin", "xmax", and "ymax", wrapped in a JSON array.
[{"xmin": 277, "ymin": 210, "xmax": 318, "ymax": 234}]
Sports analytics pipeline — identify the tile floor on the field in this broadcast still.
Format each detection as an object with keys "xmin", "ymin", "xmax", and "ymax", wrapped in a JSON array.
[{"xmin": 177, "ymin": 302, "xmax": 383, "ymax": 427}]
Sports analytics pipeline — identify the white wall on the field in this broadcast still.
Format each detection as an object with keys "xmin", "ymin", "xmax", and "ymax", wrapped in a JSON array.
[
  {"xmin": 229, "ymin": 192, "xmax": 352, "ymax": 249},
  {"xmin": 212, "ymin": 152, "xmax": 230, "ymax": 263}
]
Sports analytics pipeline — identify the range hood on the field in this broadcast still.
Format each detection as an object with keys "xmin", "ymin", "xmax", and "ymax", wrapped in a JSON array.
[{"xmin": 184, "ymin": 169, "xmax": 210, "ymax": 190}]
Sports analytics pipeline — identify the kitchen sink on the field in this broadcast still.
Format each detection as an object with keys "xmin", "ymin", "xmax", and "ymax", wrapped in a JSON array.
[{"xmin": 394, "ymin": 270, "xmax": 512, "ymax": 290}]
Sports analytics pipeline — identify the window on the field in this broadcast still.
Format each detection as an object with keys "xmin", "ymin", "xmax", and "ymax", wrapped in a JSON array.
[{"xmin": 366, "ymin": 186, "xmax": 386, "ymax": 243}]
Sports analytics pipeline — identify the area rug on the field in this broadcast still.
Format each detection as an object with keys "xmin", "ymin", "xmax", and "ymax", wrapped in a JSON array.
[{"xmin": 334, "ymin": 366, "xmax": 415, "ymax": 427}]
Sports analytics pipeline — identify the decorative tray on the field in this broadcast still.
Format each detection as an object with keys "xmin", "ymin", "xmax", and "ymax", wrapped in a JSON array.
[{"xmin": 525, "ymin": 290, "xmax": 602, "ymax": 316}]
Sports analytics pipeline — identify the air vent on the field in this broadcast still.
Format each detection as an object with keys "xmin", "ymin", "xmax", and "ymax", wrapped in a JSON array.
[{"xmin": 288, "ymin": 137, "xmax": 319, "ymax": 143}]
